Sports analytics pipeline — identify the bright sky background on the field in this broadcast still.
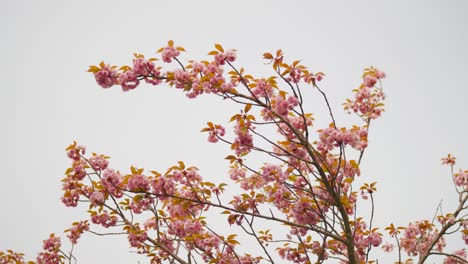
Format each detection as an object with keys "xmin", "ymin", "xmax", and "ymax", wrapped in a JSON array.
[{"xmin": 2, "ymin": 0, "xmax": 467, "ymax": 263}]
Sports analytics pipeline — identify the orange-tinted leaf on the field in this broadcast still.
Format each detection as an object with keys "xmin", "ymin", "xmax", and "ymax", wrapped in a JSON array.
[
  {"xmin": 244, "ymin": 104, "xmax": 252, "ymax": 113},
  {"xmin": 263, "ymin": 52, "xmax": 273, "ymax": 60},
  {"xmin": 87, "ymin": 65, "xmax": 101, "ymax": 73},
  {"xmin": 178, "ymin": 161, "xmax": 185, "ymax": 170},
  {"xmin": 215, "ymin": 43, "xmax": 224, "ymax": 52}
]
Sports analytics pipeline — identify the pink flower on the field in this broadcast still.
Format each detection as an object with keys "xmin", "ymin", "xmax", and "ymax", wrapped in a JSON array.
[
  {"xmin": 129, "ymin": 194, "xmax": 153, "ymax": 214},
  {"xmin": 42, "ymin": 234, "xmax": 61, "ymax": 252},
  {"xmin": 161, "ymin": 46, "xmax": 180, "ymax": 63},
  {"xmin": 36, "ymin": 234, "xmax": 63, "ymax": 264},
  {"xmin": 151, "ymin": 175, "xmax": 175, "ymax": 197},
  {"xmin": 88, "ymin": 154, "xmax": 108, "ymax": 171},
  {"xmin": 173, "ymin": 69, "xmax": 191, "ymax": 89},
  {"xmin": 224, "ymin": 50, "xmax": 237, "ymax": 62},
  {"xmin": 71, "ymin": 160, "xmax": 87, "ymax": 180},
  {"xmin": 101, "ymin": 168, "xmax": 123, "ymax": 198},
  {"xmin": 454, "ymin": 169, "xmax": 468, "ymax": 187},
  {"xmin": 368, "ymin": 232, "xmax": 382, "ymax": 247},
  {"xmin": 127, "ymin": 174, "xmax": 150, "ymax": 192},
  {"xmin": 94, "ymin": 65, "xmax": 118, "ymax": 88},
  {"xmin": 36, "ymin": 252, "xmax": 61, "ymax": 264},
  {"xmin": 89, "ymin": 191, "xmax": 105, "ymax": 206},
  {"xmin": 66, "ymin": 145, "xmax": 86, "ymax": 161},
  {"xmin": 287, "ymin": 67, "xmax": 302, "ymax": 83},
  {"xmin": 132, "ymin": 57, "xmax": 154, "ymax": 76},
  {"xmin": 207, "ymin": 124, "xmax": 225, "ymax": 143},
  {"xmin": 441, "ymin": 154, "xmax": 456, "ymax": 166},
  {"xmin": 376, "ymin": 69, "xmax": 386, "ymax": 79},
  {"xmin": 91, "ymin": 210, "xmax": 117, "ymax": 228},
  {"xmin": 214, "ymin": 49, "xmax": 237, "ymax": 65},
  {"xmin": 128, "ymin": 229, "xmax": 148, "ymax": 248},
  {"xmin": 228, "ymin": 167, "xmax": 246, "ymax": 181},
  {"xmin": 118, "ymin": 70, "xmax": 139, "ymax": 91},
  {"xmin": 315, "ymin": 72, "xmax": 324, "ymax": 82},
  {"xmin": 66, "ymin": 221, "xmax": 89, "ymax": 244},
  {"xmin": 363, "ymin": 75, "xmax": 377, "ymax": 88},
  {"xmin": 444, "ymin": 249, "xmax": 467, "ymax": 264},
  {"xmin": 252, "ymin": 79, "xmax": 274, "ymax": 98},
  {"xmin": 382, "ymin": 242, "xmax": 394, "ymax": 252}
]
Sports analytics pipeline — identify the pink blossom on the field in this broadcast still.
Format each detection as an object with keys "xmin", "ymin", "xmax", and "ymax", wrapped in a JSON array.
[
  {"xmin": 101, "ymin": 168, "xmax": 123, "ymax": 198},
  {"xmin": 161, "ymin": 46, "xmax": 180, "ymax": 63},
  {"xmin": 287, "ymin": 67, "xmax": 302, "ymax": 83},
  {"xmin": 208, "ymin": 125, "xmax": 225, "ymax": 143},
  {"xmin": 224, "ymin": 50, "xmax": 237, "ymax": 62},
  {"xmin": 376, "ymin": 69, "xmax": 386, "ymax": 79},
  {"xmin": 91, "ymin": 210, "xmax": 117, "ymax": 228},
  {"xmin": 252, "ymin": 79, "xmax": 274, "ymax": 98},
  {"xmin": 454, "ymin": 169, "xmax": 468, "ymax": 187},
  {"xmin": 144, "ymin": 218, "xmax": 157, "ymax": 230},
  {"xmin": 368, "ymin": 232, "xmax": 382, "ymax": 247},
  {"xmin": 118, "ymin": 70, "xmax": 139, "ymax": 91},
  {"xmin": 233, "ymin": 120, "xmax": 254, "ymax": 156},
  {"xmin": 344, "ymin": 69, "xmax": 385, "ymax": 120},
  {"xmin": 88, "ymin": 154, "xmax": 108, "ymax": 171},
  {"xmin": 61, "ymin": 189, "xmax": 80, "ymax": 207},
  {"xmin": 228, "ymin": 167, "xmax": 246, "ymax": 181},
  {"xmin": 36, "ymin": 234, "xmax": 62, "ymax": 264},
  {"xmin": 94, "ymin": 64, "xmax": 118, "ymax": 89},
  {"xmin": 173, "ymin": 69, "xmax": 191, "ymax": 89},
  {"xmin": 382, "ymin": 242, "xmax": 394, "ymax": 252},
  {"xmin": 36, "ymin": 252, "xmax": 61, "ymax": 264},
  {"xmin": 71, "ymin": 160, "xmax": 87, "ymax": 180},
  {"xmin": 315, "ymin": 72, "xmax": 324, "ymax": 82},
  {"xmin": 61, "ymin": 176, "xmax": 84, "ymax": 207},
  {"xmin": 127, "ymin": 174, "xmax": 150, "ymax": 192},
  {"xmin": 66, "ymin": 145, "xmax": 86, "ymax": 161},
  {"xmin": 151, "ymin": 175, "xmax": 176, "ymax": 197},
  {"xmin": 262, "ymin": 163, "xmax": 286, "ymax": 182},
  {"xmin": 42, "ymin": 235, "xmax": 61, "ymax": 252},
  {"xmin": 317, "ymin": 126, "xmax": 368, "ymax": 152},
  {"xmin": 129, "ymin": 194, "xmax": 153, "ymax": 214},
  {"xmin": 214, "ymin": 49, "xmax": 237, "ymax": 65},
  {"xmin": 66, "ymin": 221, "xmax": 89, "ymax": 244},
  {"xmin": 132, "ymin": 57, "xmax": 154, "ymax": 76},
  {"xmin": 363, "ymin": 75, "xmax": 378, "ymax": 88},
  {"xmin": 441, "ymin": 154, "xmax": 456, "ymax": 166},
  {"xmin": 444, "ymin": 249, "xmax": 467, "ymax": 264},
  {"xmin": 128, "ymin": 230, "xmax": 148, "ymax": 248},
  {"xmin": 89, "ymin": 191, "xmax": 105, "ymax": 206}
]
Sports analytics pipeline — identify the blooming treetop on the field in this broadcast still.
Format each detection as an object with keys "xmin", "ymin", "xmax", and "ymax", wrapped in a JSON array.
[{"xmin": 1, "ymin": 41, "xmax": 466, "ymax": 264}]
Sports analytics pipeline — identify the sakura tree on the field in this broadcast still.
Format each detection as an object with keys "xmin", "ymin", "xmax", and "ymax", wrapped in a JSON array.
[{"xmin": 2, "ymin": 41, "xmax": 467, "ymax": 264}]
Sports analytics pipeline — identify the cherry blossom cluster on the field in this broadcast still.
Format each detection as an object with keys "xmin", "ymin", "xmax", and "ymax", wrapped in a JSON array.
[
  {"xmin": 59, "ymin": 142, "xmax": 260, "ymax": 263},
  {"xmin": 343, "ymin": 67, "xmax": 386, "ymax": 120},
  {"xmin": 89, "ymin": 41, "xmax": 240, "ymax": 100},
  {"xmin": 36, "ymin": 234, "xmax": 62, "ymax": 264},
  {"xmin": 65, "ymin": 221, "xmax": 89, "ymax": 244},
  {"xmin": 201, "ymin": 122, "xmax": 226, "ymax": 143},
  {"xmin": 6, "ymin": 42, "xmax": 468, "ymax": 264},
  {"xmin": 232, "ymin": 117, "xmax": 254, "ymax": 156},
  {"xmin": 0, "ymin": 250, "xmax": 26, "ymax": 263},
  {"xmin": 399, "ymin": 220, "xmax": 446, "ymax": 256},
  {"xmin": 317, "ymin": 125, "xmax": 368, "ymax": 152}
]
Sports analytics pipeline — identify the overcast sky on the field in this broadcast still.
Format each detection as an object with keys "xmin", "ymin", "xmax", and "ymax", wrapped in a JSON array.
[{"xmin": 2, "ymin": 0, "xmax": 467, "ymax": 263}]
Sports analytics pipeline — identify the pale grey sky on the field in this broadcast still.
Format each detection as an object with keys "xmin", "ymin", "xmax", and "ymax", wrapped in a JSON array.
[{"xmin": 1, "ymin": 0, "xmax": 467, "ymax": 263}]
